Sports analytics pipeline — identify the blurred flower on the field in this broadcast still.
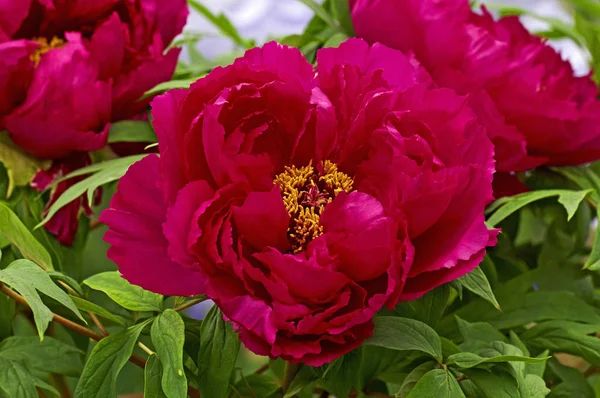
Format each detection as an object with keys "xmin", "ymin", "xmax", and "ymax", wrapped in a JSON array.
[
  {"xmin": 0, "ymin": 0, "xmax": 187, "ymax": 244},
  {"xmin": 102, "ymin": 39, "xmax": 497, "ymax": 365},
  {"xmin": 351, "ymin": 0, "xmax": 600, "ymax": 171}
]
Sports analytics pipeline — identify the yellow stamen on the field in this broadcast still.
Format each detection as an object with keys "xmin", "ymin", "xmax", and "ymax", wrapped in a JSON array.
[
  {"xmin": 320, "ymin": 160, "xmax": 354, "ymax": 195},
  {"xmin": 30, "ymin": 37, "xmax": 65, "ymax": 67},
  {"xmin": 273, "ymin": 160, "xmax": 354, "ymax": 253}
]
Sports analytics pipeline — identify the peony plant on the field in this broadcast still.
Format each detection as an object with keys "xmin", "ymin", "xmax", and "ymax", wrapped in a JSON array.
[{"xmin": 0, "ymin": 0, "xmax": 600, "ymax": 397}]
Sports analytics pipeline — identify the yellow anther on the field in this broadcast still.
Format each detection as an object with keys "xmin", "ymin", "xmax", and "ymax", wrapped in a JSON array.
[
  {"xmin": 30, "ymin": 37, "xmax": 65, "ymax": 67},
  {"xmin": 273, "ymin": 160, "xmax": 354, "ymax": 252}
]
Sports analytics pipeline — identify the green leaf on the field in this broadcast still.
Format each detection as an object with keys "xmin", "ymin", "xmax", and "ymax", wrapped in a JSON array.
[
  {"xmin": 69, "ymin": 296, "xmax": 126, "ymax": 326},
  {"xmin": 456, "ymin": 317, "xmax": 506, "ymax": 352},
  {"xmin": 197, "ymin": 306, "xmax": 240, "ymax": 398},
  {"xmin": 462, "ymin": 369, "xmax": 519, "ymax": 398},
  {"xmin": 486, "ymin": 189, "xmax": 592, "ymax": 227},
  {"xmin": 296, "ymin": 0, "xmax": 339, "ymax": 31},
  {"xmin": 0, "ymin": 358, "xmax": 58, "ymax": 398},
  {"xmin": 395, "ymin": 361, "xmax": 437, "ymax": 397},
  {"xmin": 0, "ymin": 132, "xmax": 50, "ymax": 197},
  {"xmin": 54, "ymin": 155, "xmax": 147, "ymax": 184},
  {"xmin": 151, "ymin": 310, "xmax": 187, "ymax": 398},
  {"xmin": 234, "ymin": 374, "xmax": 279, "ymax": 398},
  {"xmin": 284, "ymin": 365, "xmax": 317, "ymax": 398},
  {"xmin": 0, "ymin": 259, "xmax": 85, "ymax": 339},
  {"xmin": 313, "ymin": 348, "xmax": 362, "ymax": 397},
  {"xmin": 48, "ymin": 271, "xmax": 84, "ymax": 296},
  {"xmin": 143, "ymin": 78, "xmax": 199, "ymax": 98},
  {"xmin": 406, "ymin": 369, "xmax": 465, "ymax": 398},
  {"xmin": 322, "ymin": 32, "xmax": 349, "ymax": 48},
  {"xmin": 458, "ymin": 260, "xmax": 501, "ymax": 311},
  {"xmin": 0, "ymin": 336, "xmax": 83, "ymax": 376},
  {"xmin": 395, "ymin": 285, "xmax": 450, "ymax": 329},
  {"xmin": 0, "ymin": 202, "xmax": 53, "ymax": 270},
  {"xmin": 521, "ymin": 321, "xmax": 600, "ymax": 366},
  {"xmin": 447, "ymin": 352, "xmax": 548, "ymax": 369},
  {"xmin": 547, "ymin": 358, "xmax": 594, "ymax": 398},
  {"xmin": 331, "ymin": 0, "xmax": 355, "ymax": 35},
  {"xmin": 584, "ymin": 205, "xmax": 600, "ymax": 270},
  {"xmin": 108, "ymin": 121, "xmax": 157, "ymax": 144},
  {"xmin": 39, "ymin": 156, "xmax": 146, "ymax": 227},
  {"xmin": 145, "ymin": 355, "xmax": 168, "ymax": 398},
  {"xmin": 75, "ymin": 319, "xmax": 152, "ymax": 398},
  {"xmin": 186, "ymin": 0, "xmax": 253, "ymax": 48},
  {"xmin": 520, "ymin": 374, "xmax": 550, "ymax": 398},
  {"xmin": 0, "ymin": 294, "xmax": 15, "ymax": 340},
  {"xmin": 365, "ymin": 316, "xmax": 443, "ymax": 362},
  {"xmin": 83, "ymin": 271, "xmax": 163, "ymax": 312}
]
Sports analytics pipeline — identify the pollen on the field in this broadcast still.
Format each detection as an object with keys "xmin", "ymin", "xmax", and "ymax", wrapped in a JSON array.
[
  {"xmin": 273, "ymin": 160, "xmax": 354, "ymax": 253},
  {"xmin": 30, "ymin": 37, "xmax": 65, "ymax": 67}
]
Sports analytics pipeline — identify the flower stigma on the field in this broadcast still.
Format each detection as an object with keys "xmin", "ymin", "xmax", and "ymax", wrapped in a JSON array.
[
  {"xmin": 274, "ymin": 160, "xmax": 354, "ymax": 253},
  {"xmin": 30, "ymin": 37, "xmax": 65, "ymax": 67}
]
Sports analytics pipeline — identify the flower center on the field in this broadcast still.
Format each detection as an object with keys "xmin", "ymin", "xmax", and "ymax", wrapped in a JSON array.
[
  {"xmin": 274, "ymin": 160, "xmax": 354, "ymax": 253},
  {"xmin": 30, "ymin": 37, "xmax": 65, "ymax": 67}
]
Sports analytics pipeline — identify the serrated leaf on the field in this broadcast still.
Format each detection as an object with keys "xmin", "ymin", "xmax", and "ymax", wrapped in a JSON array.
[
  {"xmin": 365, "ymin": 317, "xmax": 443, "ymax": 362},
  {"xmin": 197, "ymin": 306, "xmax": 240, "ymax": 398},
  {"xmin": 151, "ymin": 310, "xmax": 187, "ymax": 398},
  {"xmin": 486, "ymin": 189, "xmax": 592, "ymax": 227},
  {"xmin": 145, "ymin": 355, "xmax": 168, "ymax": 398},
  {"xmin": 406, "ymin": 368, "xmax": 465, "ymax": 398},
  {"xmin": 69, "ymin": 295, "xmax": 126, "ymax": 326},
  {"xmin": 0, "ymin": 259, "xmax": 84, "ymax": 339},
  {"xmin": 83, "ymin": 271, "xmax": 163, "ymax": 312},
  {"xmin": 447, "ymin": 352, "xmax": 548, "ymax": 369},
  {"xmin": 0, "ymin": 336, "xmax": 83, "ymax": 376},
  {"xmin": 0, "ymin": 132, "xmax": 50, "ymax": 197},
  {"xmin": 75, "ymin": 319, "xmax": 152, "ymax": 398},
  {"xmin": 0, "ymin": 202, "xmax": 53, "ymax": 270},
  {"xmin": 458, "ymin": 260, "xmax": 501, "ymax": 311},
  {"xmin": 108, "ymin": 121, "xmax": 157, "ymax": 144}
]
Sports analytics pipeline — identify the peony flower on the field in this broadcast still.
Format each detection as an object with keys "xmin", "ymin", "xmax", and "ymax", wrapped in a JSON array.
[
  {"xmin": 101, "ymin": 39, "xmax": 497, "ymax": 365},
  {"xmin": 350, "ymin": 0, "xmax": 600, "ymax": 171},
  {"xmin": 0, "ymin": 0, "xmax": 187, "ymax": 245},
  {"xmin": 0, "ymin": 0, "xmax": 188, "ymax": 159}
]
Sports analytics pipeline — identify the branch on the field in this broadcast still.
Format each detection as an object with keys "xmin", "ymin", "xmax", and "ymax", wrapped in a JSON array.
[
  {"xmin": 0, "ymin": 282, "xmax": 146, "ymax": 368},
  {"xmin": 174, "ymin": 297, "xmax": 207, "ymax": 312}
]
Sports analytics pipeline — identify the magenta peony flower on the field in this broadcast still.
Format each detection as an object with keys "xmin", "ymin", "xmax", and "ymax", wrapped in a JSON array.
[
  {"xmin": 101, "ymin": 39, "xmax": 497, "ymax": 365},
  {"xmin": 0, "ymin": 0, "xmax": 188, "ymax": 159},
  {"xmin": 350, "ymin": 0, "xmax": 600, "ymax": 171}
]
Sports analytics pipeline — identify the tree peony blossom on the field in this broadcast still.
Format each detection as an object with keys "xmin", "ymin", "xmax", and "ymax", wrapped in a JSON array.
[
  {"xmin": 101, "ymin": 39, "xmax": 497, "ymax": 365},
  {"xmin": 0, "ymin": 0, "xmax": 187, "ymax": 245},
  {"xmin": 350, "ymin": 0, "xmax": 600, "ymax": 171},
  {"xmin": 0, "ymin": 0, "xmax": 188, "ymax": 159}
]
